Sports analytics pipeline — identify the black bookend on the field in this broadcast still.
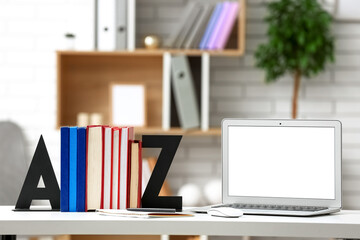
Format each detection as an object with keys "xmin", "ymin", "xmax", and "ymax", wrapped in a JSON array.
[
  {"xmin": 1, "ymin": 235, "xmax": 16, "ymax": 240},
  {"xmin": 141, "ymin": 135, "xmax": 183, "ymax": 211},
  {"xmin": 15, "ymin": 135, "xmax": 60, "ymax": 211}
]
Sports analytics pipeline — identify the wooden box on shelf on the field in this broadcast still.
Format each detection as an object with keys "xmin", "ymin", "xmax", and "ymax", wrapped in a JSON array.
[{"xmin": 57, "ymin": 51, "xmax": 163, "ymax": 129}]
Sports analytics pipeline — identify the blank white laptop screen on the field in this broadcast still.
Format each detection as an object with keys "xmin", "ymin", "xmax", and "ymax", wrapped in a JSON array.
[{"xmin": 228, "ymin": 126, "xmax": 335, "ymax": 200}]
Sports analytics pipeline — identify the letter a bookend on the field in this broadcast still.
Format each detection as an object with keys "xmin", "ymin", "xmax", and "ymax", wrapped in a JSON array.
[
  {"xmin": 15, "ymin": 135, "xmax": 60, "ymax": 211},
  {"xmin": 141, "ymin": 135, "xmax": 182, "ymax": 211}
]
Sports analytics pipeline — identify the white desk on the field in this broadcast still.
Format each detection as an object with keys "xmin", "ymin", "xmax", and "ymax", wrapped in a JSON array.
[{"xmin": 1, "ymin": 206, "xmax": 360, "ymax": 239}]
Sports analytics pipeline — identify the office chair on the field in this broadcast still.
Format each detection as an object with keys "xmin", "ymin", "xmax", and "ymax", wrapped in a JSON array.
[
  {"xmin": 0, "ymin": 121, "xmax": 28, "ymax": 205},
  {"xmin": 0, "ymin": 121, "xmax": 28, "ymax": 240}
]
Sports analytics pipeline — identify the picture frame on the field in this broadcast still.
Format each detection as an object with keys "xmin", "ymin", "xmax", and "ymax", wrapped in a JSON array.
[
  {"xmin": 319, "ymin": 0, "xmax": 360, "ymax": 22},
  {"xmin": 110, "ymin": 83, "xmax": 147, "ymax": 127},
  {"xmin": 335, "ymin": 0, "xmax": 360, "ymax": 21}
]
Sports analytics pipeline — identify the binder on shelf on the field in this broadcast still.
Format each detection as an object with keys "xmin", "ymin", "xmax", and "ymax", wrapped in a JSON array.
[
  {"xmin": 60, "ymin": 127, "xmax": 70, "ymax": 212},
  {"xmin": 162, "ymin": 52, "xmax": 172, "ymax": 130},
  {"xmin": 69, "ymin": 127, "xmax": 78, "ymax": 212},
  {"xmin": 163, "ymin": 1, "xmax": 196, "ymax": 48},
  {"xmin": 214, "ymin": 1, "xmax": 240, "ymax": 50},
  {"xmin": 97, "ymin": 0, "xmax": 127, "ymax": 50},
  {"xmin": 175, "ymin": 3, "xmax": 202, "ymax": 49},
  {"xmin": 76, "ymin": 127, "xmax": 87, "ymax": 212},
  {"xmin": 127, "ymin": 0, "xmax": 136, "ymax": 51},
  {"xmin": 171, "ymin": 55, "xmax": 200, "ymax": 130},
  {"xmin": 184, "ymin": 4, "xmax": 214, "ymax": 49},
  {"xmin": 199, "ymin": 2, "xmax": 223, "ymax": 49},
  {"xmin": 206, "ymin": 2, "xmax": 231, "ymax": 50}
]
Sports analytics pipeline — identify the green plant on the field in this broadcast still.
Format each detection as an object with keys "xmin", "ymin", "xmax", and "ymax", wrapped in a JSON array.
[{"xmin": 254, "ymin": 0, "xmax": 334, "ymax": 118}]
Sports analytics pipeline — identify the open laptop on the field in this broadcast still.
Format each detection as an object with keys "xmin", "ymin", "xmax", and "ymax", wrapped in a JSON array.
[{"xmin": 196, "ymin": 119, "xmax": 342, "ymax": 216}]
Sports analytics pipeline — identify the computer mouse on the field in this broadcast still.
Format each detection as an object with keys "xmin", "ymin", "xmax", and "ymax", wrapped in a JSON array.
[{"xmin": 207, "ymin": 207, "xmax": 243, "ymax": 218}]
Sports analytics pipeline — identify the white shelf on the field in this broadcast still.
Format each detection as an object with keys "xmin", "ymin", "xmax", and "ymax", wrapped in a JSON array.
[{"xmin": 1, "ymin": 206, "xmax": 360, "ymax": 238}]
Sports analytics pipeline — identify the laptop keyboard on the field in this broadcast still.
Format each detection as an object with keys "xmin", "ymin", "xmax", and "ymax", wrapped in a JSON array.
[{"xmin": 215, "ymin": 204, "xmax": 328, "ymax": 212}]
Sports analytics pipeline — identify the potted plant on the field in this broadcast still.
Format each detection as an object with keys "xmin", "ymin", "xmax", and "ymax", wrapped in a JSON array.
[{"xmin": 254, "ymin": 0, "xmax": 335, "ymax": 118}]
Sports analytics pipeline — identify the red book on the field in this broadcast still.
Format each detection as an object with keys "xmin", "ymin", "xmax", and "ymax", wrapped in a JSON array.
[
  {"xmin": 110, "ymin": 127, "xmax": 121, "ymax": 209},
  {"xmin": 118, "ymin": 127, "xmax": 134, "ymax": 209}
]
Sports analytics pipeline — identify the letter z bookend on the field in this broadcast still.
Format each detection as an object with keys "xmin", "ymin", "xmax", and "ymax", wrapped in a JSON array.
[
  {"xmin": 141, "ymin": 135, "xmax": 183, "ymax": 211},
  {"xmin": 15, "ymin": 135, "xmax": 60, "ymax": 211}
]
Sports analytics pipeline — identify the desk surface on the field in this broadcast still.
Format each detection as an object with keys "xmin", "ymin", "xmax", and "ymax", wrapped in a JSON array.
[{"xmin": 1, "ymin": 206, "xmax": 360, "ymax": 238}]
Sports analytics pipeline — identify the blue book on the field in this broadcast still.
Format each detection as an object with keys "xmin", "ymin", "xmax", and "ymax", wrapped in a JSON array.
[
  {"xmin": 60, "ymin": 127, "xmax": 70, "ymax": 212},
  {"xmin": 69, "ymin": 127, "xmax": 78, "ymax": 212},
  {"xmin": 199, "ymin": 3, "xmax": 223, "ymax": 49},
  {"xmin": 76, "ymin": 127, "xmax": 87, "ymax": 212}
]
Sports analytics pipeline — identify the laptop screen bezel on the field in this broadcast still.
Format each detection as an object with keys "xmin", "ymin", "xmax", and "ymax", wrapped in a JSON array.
[{"xmin": 221, "ymin": 119, "xmax": 342, "ymax": 208}]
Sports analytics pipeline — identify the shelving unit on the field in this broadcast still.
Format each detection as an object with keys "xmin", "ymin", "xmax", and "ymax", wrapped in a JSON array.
[{"xmin": 56, "ymin": 0, "xmax": 246, "ymax": 136}]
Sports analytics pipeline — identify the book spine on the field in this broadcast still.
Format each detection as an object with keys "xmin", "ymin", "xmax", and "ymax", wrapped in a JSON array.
[
  {"xmin": 69, "ymin": 127, "xmax": 78, "ymax": 212},
  {"xmin": 117, "ymin": 128, "xmax": 122, "ymax": 209},
  {"xmin": 128, "ymin": 127, "xmax": 134, "ymax": 208},
  {"xmin": 100, "ymin": 126, "xmax": 105, "ymax": 209},
  {"xmin": 86, "ymin": 126, "xmax": 104, "ymax": 211},
  {"xmin": 175, "ymin": 4, "xmax": 201, "ymax": 48},
  {"xmin": 137, "ymin": 141, "xmax": 142, "ymax": 208},
  {"xmin": 76, "ymin": 127, "xmax": 87, "ymax": 212},
  {"xmin": 60, "ymin": 127, "xmax": 70, "ymax": 212},
  {"xmin": 214, "ymin": 2, "xmax": 239, "ymax": 49},
  {"xmin": 163, "ymin": 1, "xmax": 197, "ymax": 48},
  {"xmin": 112, "ymin": 128, "xmax": 121, "ymax": 209},
  {"xmin": 119, "ymin": 127, "xmax": 129, "ymax": 209},
  {"xmin": 110, "ymin": 128, "xmax": 114, "ymax": 209},
  {"xmin": 85, "ymin": 126, "xmax": 89, "ymax": 211},
  {"xmin": 191, "ymin": 4, "xmax": 215, "ymax": 49},
  {"xmin": 103, "ymin": 127, "xmax": 112, "ymax": 209},
  {"xmin": 206, "ymin": 2, "xmax": 231, "ymax": 50},
  {"xmin": 199, "ymin": 3, "xmax": 223, "ymax": 49},
  {"xmin": 128, "ymin": 140, "xmax": 135, "ymax": 208},
  {"xmin": 184, "ymin": 4, "xmax": 211, "ymax": 49}
]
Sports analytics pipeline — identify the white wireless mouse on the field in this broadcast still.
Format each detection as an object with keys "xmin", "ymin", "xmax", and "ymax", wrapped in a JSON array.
[{"xmin": 207, "ymin": 207, "xmax": 243, "ymax": 218}]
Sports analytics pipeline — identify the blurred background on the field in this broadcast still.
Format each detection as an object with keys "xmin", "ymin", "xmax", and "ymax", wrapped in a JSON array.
[{"xmin": 0, "ymin": 0, "xmax": 360, "ymax": 239}]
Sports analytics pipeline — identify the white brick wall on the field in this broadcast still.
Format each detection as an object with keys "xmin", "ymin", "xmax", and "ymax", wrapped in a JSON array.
[{"xmin": 0, "ymin": 1, "xmax": 360, "ymax": 236}]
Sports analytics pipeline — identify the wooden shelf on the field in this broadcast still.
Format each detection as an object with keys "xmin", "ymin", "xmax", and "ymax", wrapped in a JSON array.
[
  {"xmin": 57, "ymin": 53, "xmax": 164, "ymax": 128},
  {"xmin": 57, "ymin": 52, "xmax": 220, "ymax": 136},
  {"xmin": 57, "ymin": 48, "xmax": 244, "ymax": 57},
  {"xmin": 135, "ymin": 127, "xmax": 221, "ymax": 136},
  {"xmin": 56, "ymin": 0, "xmax": 246, "ymax": 135},
  {"xmin": 57, "ymin": 0, "xmax": 246, "ymax": 58}
]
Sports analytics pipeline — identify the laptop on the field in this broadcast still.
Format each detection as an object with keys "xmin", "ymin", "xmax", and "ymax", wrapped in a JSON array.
[{"xmin": 196, "ymin": 119, "xmax": 342, "ymax": 216}]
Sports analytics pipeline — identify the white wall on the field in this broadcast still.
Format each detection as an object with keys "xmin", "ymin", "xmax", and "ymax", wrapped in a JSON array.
[
  {"xmin": 137, "ymin": 0, "xmax": 360, "ymax": 210},
  {"xmin": 0, "ymin": 0, "xmax": 360, "ymax": 218}
]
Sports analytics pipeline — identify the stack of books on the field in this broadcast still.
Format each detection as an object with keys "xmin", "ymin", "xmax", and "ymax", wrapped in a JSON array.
[
  {"xmin": 164, "ymin": 1, "xmax": 240, "ymax": 50},
  {"xmin": 60, "ymin": 126, "xmax": 142, "ymax": 212}
]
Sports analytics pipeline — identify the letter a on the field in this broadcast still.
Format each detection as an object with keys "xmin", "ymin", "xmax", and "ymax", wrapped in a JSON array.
[{"xmin": 15, "ymin": 135, "xmax": 60, "ymax": 210}]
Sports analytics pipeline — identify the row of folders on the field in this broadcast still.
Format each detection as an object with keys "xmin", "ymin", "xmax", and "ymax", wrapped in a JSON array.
[
  {"xmin": 60, "ymin": 126, "xmax": 142, "ymax": 212},
  {"xmin": 164, "ymin": 1, "xmax": 240, "ymax": 50}
]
